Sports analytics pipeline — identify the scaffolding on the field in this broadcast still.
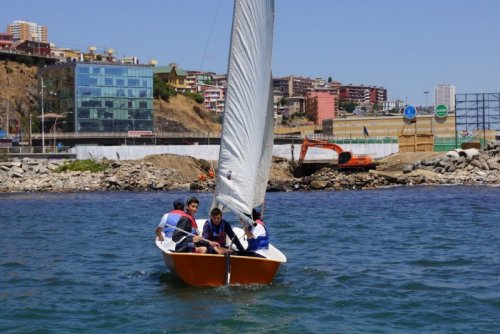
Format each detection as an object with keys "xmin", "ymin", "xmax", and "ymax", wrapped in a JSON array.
[{"xmin": 455, "ymin": 93, "xmax": 500, "ymax": 146}]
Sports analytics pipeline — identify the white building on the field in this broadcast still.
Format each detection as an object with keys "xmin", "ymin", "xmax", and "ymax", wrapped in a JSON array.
[{"xmin": 435, "ymin": 84, "xmax": 456, "ymax": 112}]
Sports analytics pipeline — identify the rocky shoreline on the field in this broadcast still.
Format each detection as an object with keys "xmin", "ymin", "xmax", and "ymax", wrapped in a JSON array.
[{"xmin": 0, "ymin": 142, "xmax": 498, "ymax": 193}]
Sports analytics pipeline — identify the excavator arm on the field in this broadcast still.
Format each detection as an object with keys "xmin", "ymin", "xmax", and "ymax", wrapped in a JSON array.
[
  {"xmin": 299, "ymin": 137, "xmax": 376, "ymax": 170},
  {"xmin": 299, "ymin": 137, "xmax": 345, "ymax": 163}
]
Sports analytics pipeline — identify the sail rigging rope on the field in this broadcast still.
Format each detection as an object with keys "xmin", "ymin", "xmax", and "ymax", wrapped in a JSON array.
[{"xmin": 199, "ymin": 0, "xmax": 223, "ymax": 71}]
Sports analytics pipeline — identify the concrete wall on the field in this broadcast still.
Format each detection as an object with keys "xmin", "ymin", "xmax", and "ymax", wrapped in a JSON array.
[{"xmin": 71, "ymin": 143, "xmax": 399, "ymax": 161}]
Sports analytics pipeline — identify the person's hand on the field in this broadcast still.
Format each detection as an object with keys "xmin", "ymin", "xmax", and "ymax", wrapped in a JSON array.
[
  {"xmin": 193, "ymin": 235, "xmax": 202, "ymax": 242},
  {"xmin": 210, "ymin": 241, "xmax": 220, "ymax": 248}
]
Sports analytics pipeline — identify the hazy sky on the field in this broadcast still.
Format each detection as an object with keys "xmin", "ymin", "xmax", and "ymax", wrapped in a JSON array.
[{"xmin": 2, "ymin": 0, "xmax": 499, "ymax": 105}]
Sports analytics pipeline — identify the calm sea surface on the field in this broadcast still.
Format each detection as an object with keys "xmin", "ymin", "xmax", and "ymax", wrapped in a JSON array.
[{"xmin": 1, "ymin": 186, "xmax": 499, "ymax": 333}]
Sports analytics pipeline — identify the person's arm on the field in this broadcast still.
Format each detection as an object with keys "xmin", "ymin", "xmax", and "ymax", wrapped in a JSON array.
[
  {"xmin": 225, "ymin": 222, "xmax": 245, "ymax": 252},
  {"xmin": 201, "ymin": 221, "xmax": 210, "ymax": 240},
  {"xmin": 156, "ymin": 213, "xmax": 168, "ymax": 241},
  {"xmin": 155, "ymin": 226, "xmax": 164, "ymax": 241},
  {"xmin": 172, "ymin": 217, "xmax": 193, "ymax": 247}
]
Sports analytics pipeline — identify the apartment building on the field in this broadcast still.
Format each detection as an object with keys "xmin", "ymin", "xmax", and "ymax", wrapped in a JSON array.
[
  {"xmin": 7, "ymin": 20, "xmax": 48, "ymax": 42},
  {"xmin": 435, "ymin": 84, "xmax": 456, "ymax": 112},
  {"xmin": 185, "ymin": 71, "xmax": 216, "ymax": 93},
  {"xmin": 201, "ymin": 86, "xmax": 225, "ymax": 113},
  {"xmin": 339, "ymin": 84, "xmax": 387, "ymax": 104},
  {"xmin": 273, "ymin": 76, "xmax": 315, "ymax": 98},
  {"xmin": 306, "ymin": 91, "xmax": 336, "ymax": 124}
]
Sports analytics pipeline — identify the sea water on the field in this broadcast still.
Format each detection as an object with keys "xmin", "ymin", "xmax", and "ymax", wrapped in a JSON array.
[{"xmin": 0, "ymin": 186, "xmax": 499, "ymax": 333}]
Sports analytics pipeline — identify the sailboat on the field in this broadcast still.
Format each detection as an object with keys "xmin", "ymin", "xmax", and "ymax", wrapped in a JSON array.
[{"xmin": 155, "ymin": 0, "xmax": 286, "ymax": 286}]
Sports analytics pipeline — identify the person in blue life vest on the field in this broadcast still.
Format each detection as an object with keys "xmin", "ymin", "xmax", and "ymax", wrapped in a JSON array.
[
  {"xmin": 239, "ymin": 208, "xmax": 269, "ymax": 258},
  {"xmin": 172, "ymin": 196, "xmax": 219, "ymax": 253},
  {"xmin": 155, "ymin": 198, "xmax": 185, "ymax": 242},
  {"xmin": 202, "ymin": 208, "xmax": 245, "ymax": 254}
]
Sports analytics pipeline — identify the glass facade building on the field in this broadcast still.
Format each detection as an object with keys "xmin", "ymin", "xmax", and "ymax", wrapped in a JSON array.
[{"xmin": 39, "ymin": 62, "xmax": 153, "ymax": 133}]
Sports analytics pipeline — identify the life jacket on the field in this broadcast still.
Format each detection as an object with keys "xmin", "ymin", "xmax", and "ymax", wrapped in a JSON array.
[
  {"xmin": 206, "ymin": 220, "xmax": 226, "ymax": 245},
  {"xmin": 181, "ymin": 211, "xmax": 198, "ymax": 234},
  {"xmin": 163, "ymin": 209, "xmax": 185, "ymax": 238},
  {"xmin": 247, "ymin": 224, "xmax": 269, "ymax": 251}
]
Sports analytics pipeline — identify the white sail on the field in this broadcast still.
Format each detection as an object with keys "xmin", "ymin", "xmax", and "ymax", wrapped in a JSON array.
[{"xmin": 213, "ymin": 0, "xmax": 275, "ymax": 217}]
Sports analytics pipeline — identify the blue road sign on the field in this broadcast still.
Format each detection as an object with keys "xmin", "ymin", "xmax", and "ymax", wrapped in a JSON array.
[{"xmin": 404, "ymin": 105, "xmax": 417, "ymax": 119}]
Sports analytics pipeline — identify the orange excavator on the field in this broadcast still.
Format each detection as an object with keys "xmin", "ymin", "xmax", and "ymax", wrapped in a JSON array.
[{"xmin": 298, "ymin": 137, "xmax": 376, "ymax": 170}]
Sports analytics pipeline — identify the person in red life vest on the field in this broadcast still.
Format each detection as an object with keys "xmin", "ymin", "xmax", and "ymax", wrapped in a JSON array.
[
  {"xmin": 202, "ymin": 208, "xmax": 245, "ymax": 254},
  {"xmin": 155, "ymin": 198, "xmax": 185, "ymax": 242},
  {"xmin": 240, "ymin": 208, "xmax": 270, "ymax": 258},
  {"xmin": 172, "ymin": 196, "xmax": 218, "ymax": 253}
]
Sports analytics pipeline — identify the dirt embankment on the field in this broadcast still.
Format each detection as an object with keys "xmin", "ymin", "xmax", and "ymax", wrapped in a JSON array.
[{"xmin": 376, "ymin": 152, "xmax": 447, "ymax": 173}]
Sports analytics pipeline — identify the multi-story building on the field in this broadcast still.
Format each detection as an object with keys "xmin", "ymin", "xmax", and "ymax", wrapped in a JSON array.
[
  {"xmin": 7, "ymin": 20, "xmax": 48, "ymax": 43},
  {"xmin": 339, "ymin": 84, "xmax": 387, "ymax": 105},
  {"xmin": 435, "ymin": 84, "xmax": 456, "ymax": 112},
  {"xmin": 39, "ymin": 62, "xmax": 153, "ymax": 133},
  {"xmin": 273, "ymin": 76, "xmax": 315, "ymax": 98},
  {"xmin": 201, "ymin": 86, "xmax": 225, "ymax": 113},
  {"xmin": 185, "ymin": 71, "xmax": 216, "ymax": 93},
  {"xmin": 306, "ymin": 91, "xmax": 336, "ymax": 124},
  {"xmin": 153, "ymin": 63, "xmax": 189, "ymax": 92}
]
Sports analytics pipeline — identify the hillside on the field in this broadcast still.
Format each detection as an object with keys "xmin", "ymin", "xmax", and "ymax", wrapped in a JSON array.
[
  {"xmin": 154, "ymin": 95, "xmax": 220, "ymax": 133},
  {"xmin": 0, "ymin": 60, "xmax": 220, "ymax": 134},
  {"xmin": 0, "ymin": 61, "xmax": 39, "ymax": 133}
]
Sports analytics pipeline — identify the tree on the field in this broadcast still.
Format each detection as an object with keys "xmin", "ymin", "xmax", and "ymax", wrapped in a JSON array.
[
  {"xmin": 328, "ymin": 76, "xmax": 332, "ymax": 83},
  {"xmin": 153, "ymin": 76, "xmax": 176, "ymax": 101},
  {"xmin": 338, "ymin": 100, "xmax": 358, "ymax": 113},
  {"xmin": 184, "ymin": 91, "xmax": 204, "ymax": 104}
]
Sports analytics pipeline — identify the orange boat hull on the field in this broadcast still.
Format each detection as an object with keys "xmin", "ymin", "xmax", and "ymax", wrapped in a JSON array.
[{"xmin": 162, "ymin": 252, "xmax": 282, "ymax": 286}]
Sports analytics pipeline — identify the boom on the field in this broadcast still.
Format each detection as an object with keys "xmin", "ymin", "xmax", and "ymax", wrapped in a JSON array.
[{"xmin": 299, "ymin": 137, "xmax": 376, "ymax": 170}]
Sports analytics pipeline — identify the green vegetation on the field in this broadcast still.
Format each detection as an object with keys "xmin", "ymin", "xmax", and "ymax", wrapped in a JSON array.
[
  {"xmin": 184, "ymin": 91, "xmax": 204, "ymax": 104},
  {"xmin": 54, "ymin": 160, "xmax": 109, "ymax": 173},
  {"xmin": 153, "ymin": 76, "xmax": 177, "ymax": 101},
  {"xmin": 338, "ymin": 101, "xmax": 358, "ymax": 112}
]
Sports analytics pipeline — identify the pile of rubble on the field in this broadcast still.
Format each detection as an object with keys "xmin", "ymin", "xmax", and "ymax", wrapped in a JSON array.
[
  {"xmin": 0, "ymin": 159, "xmax": 194, "ymax": 192},
  {"xmin": 267, "ymin": 141, "xmax": 500, "ymax": 191}
]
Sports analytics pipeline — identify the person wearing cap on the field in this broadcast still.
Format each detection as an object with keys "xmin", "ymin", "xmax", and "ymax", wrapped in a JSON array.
[
  {"xmin": 172, "ymin": 196, "xmax": 218, "ymax": 253},
  {"xmin": 156, "ymin": 198, "xmax": 185, "ymax": 243},
  {"xmin": 202, "ymin": 207, "xmax": 245, "ymax": 254}
]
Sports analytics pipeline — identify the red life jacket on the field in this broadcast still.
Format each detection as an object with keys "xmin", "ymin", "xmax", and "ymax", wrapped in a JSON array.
[{"xmin": 180, "ymin": 212, "xmax": 198, "ymax": 234}]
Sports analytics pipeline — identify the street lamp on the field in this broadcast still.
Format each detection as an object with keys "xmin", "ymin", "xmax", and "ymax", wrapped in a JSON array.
[{"xmin": 52, "ymin": 112, "xmax": 71, "ymax": 150}]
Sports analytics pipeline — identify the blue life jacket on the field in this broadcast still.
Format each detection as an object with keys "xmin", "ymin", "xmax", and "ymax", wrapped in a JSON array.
[
  {"xmin": 247, "ymin": 223, "xmax": 269, "ymax": 252},
  {"xmin": 164, "ymin": 209, "xmax": 186, "ymax": 238},
  {"xmin": 205, "ymin": 219, "xmax": 226, "ymax": 246}
]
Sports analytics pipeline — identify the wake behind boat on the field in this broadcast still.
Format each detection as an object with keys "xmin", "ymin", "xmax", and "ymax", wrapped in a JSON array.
[{"xmin": 155, "ymin": 0, "xmax": 286, "ymax": 286}]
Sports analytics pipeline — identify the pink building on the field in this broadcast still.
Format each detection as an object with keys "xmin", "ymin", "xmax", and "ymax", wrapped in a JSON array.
[{"xmin": 307, "ymin": 91, "xmax": 336, "ymax": 124}]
